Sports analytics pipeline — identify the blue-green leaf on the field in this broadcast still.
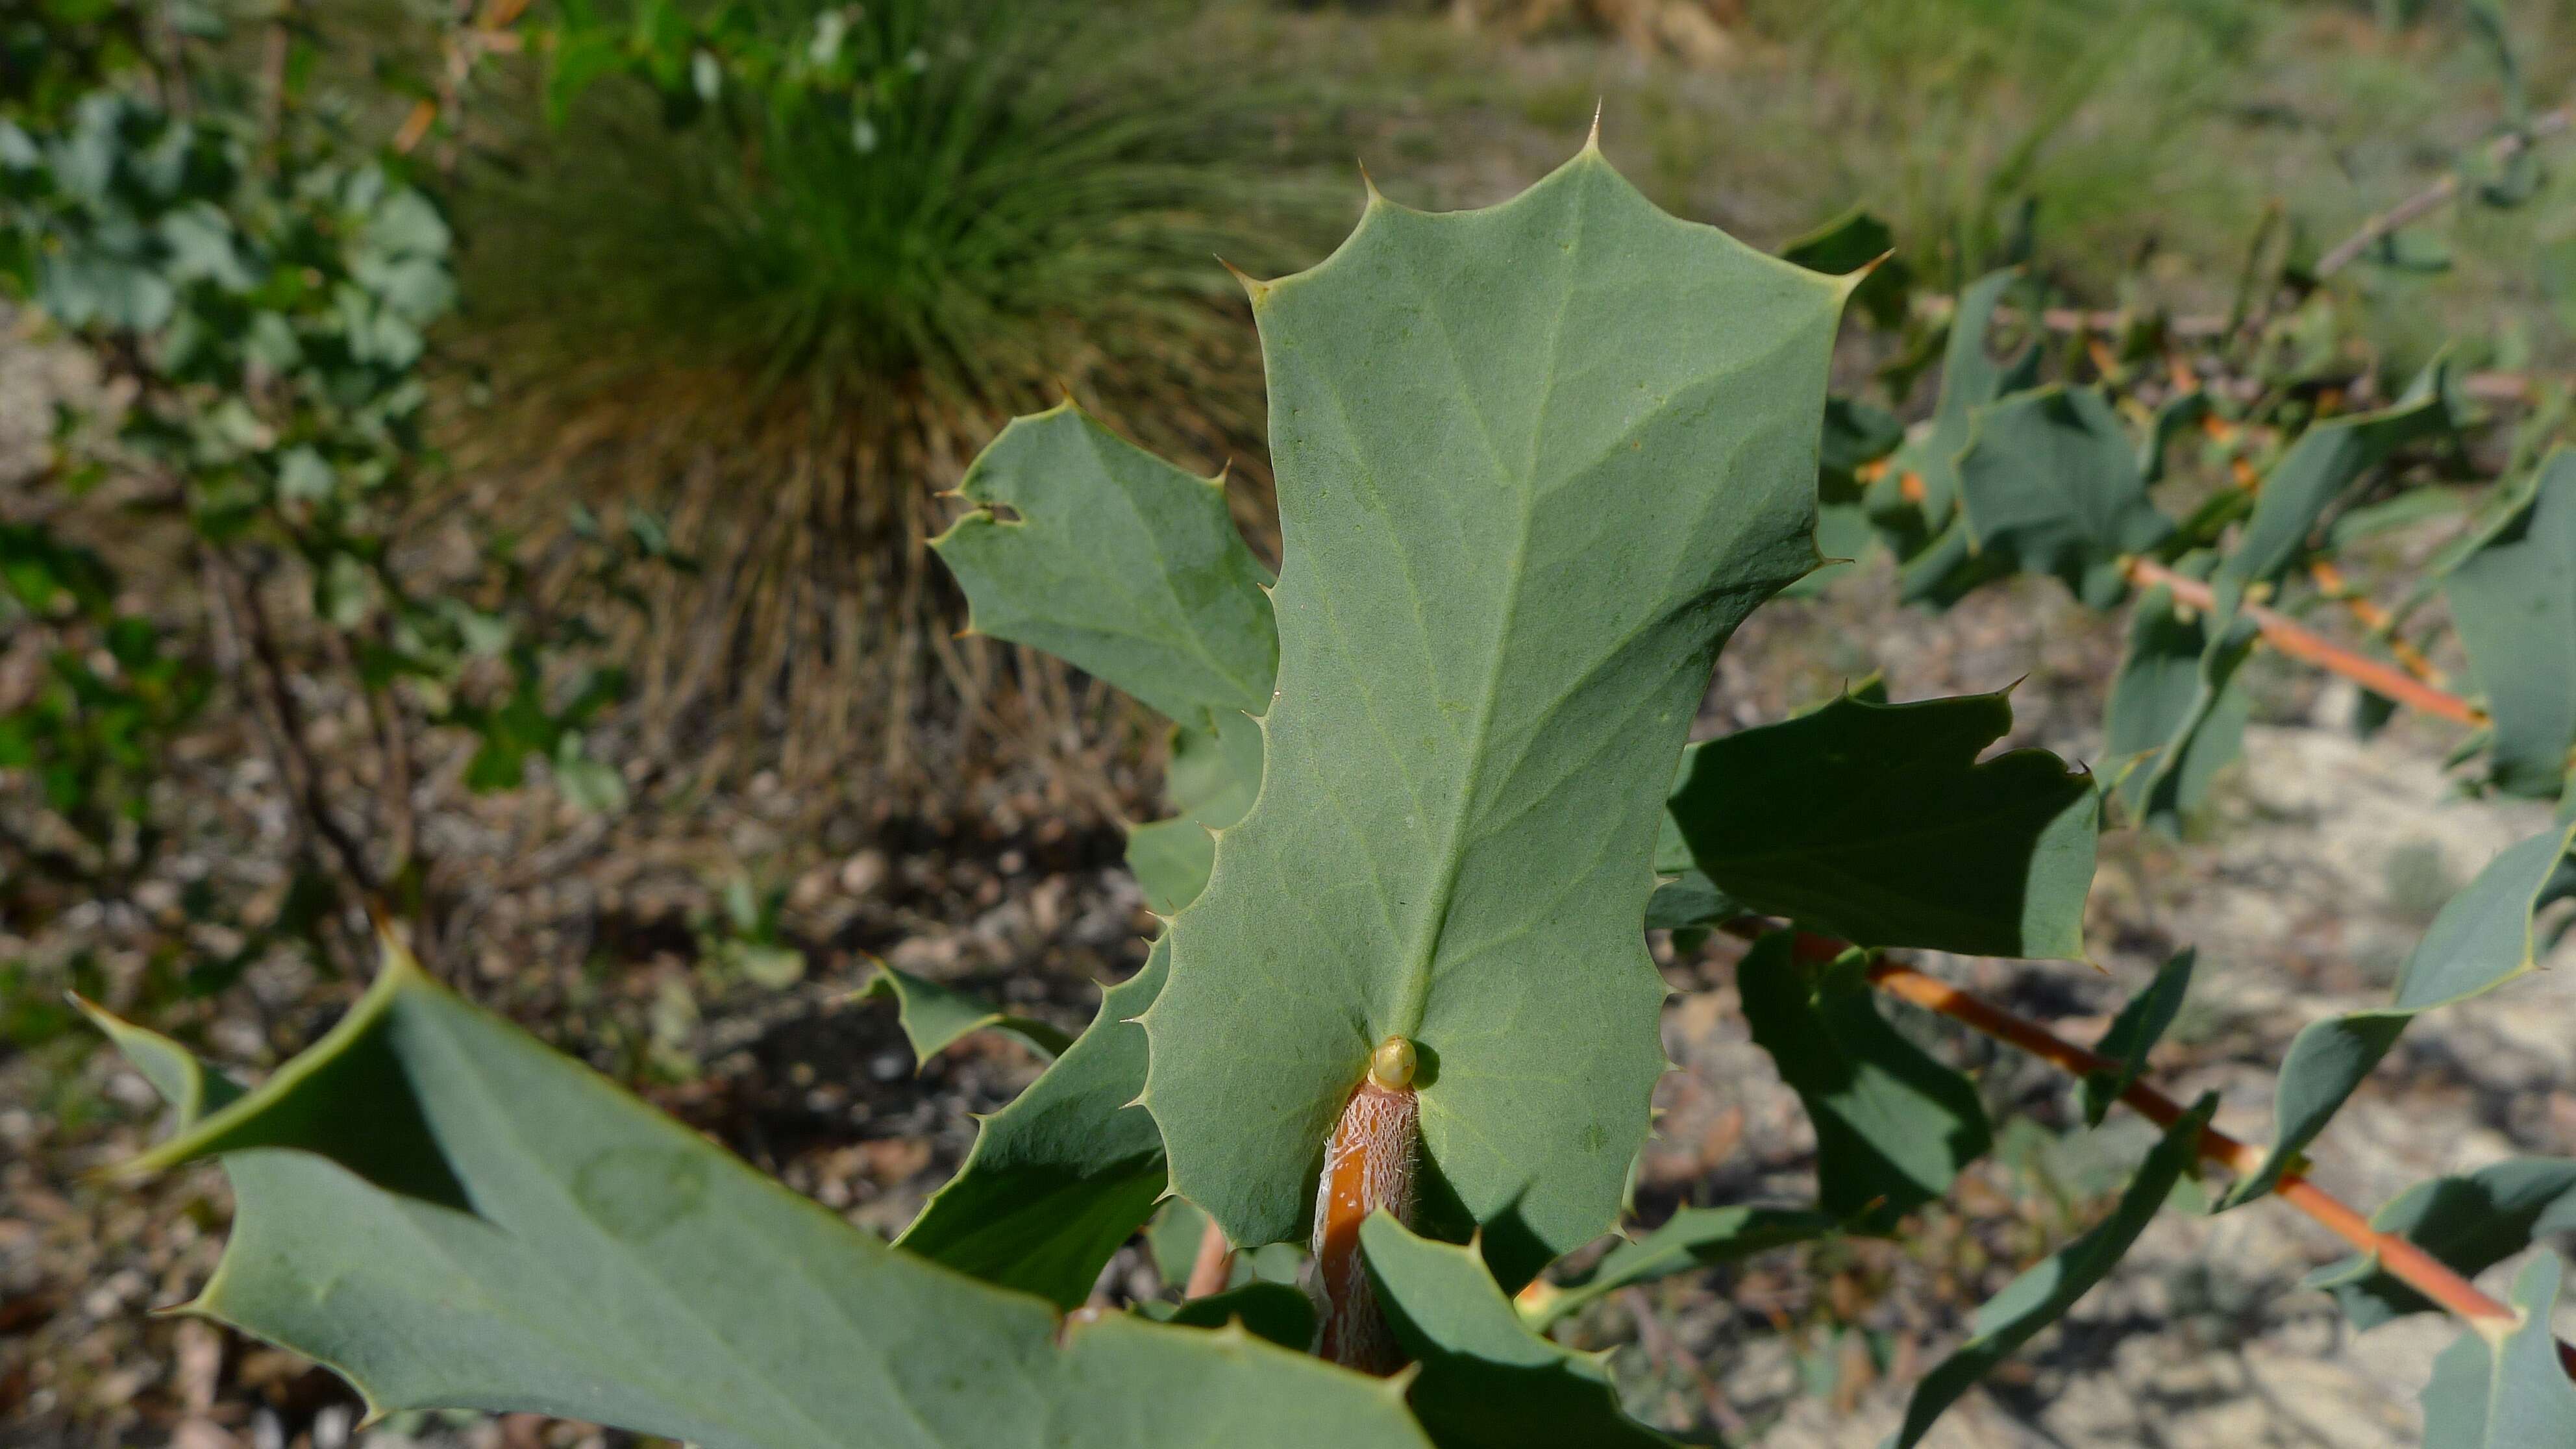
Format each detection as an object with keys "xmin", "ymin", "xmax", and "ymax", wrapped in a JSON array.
[
  {"xmin": 1954, "ymin": 385, "xmax": 2175, "ymax": 608},
  {"xmin": 862, "ymin": 960, "xmax": 1073, "ymax": 1065},
  {"xmin": 2418, "ymin": 1254, "xmax": 2576, "ymax": 1447},
  {"xmin": 1885, "ymin": 1095, "xmax": 2215, "ymax": 1449},
  {"xmin": 1360, "ymin": 1215, "xmax": 1678, "ymax": 1449},
  {"xmin": 1533, "ymin": 1205, "xmax": 1836, "ymax": 1327},
  {"xmin": 2224, "ymin": 817, "xmax": 2576, "ymax": 1208},
  {"xmin": 895, "ymin": 941, "xmax": 1172, "ymax": 1310},
  {"xmin": 2104, "ymin": 564, "xmax": 2257, "ymax": 836},
  {"xmin": 2446, "ymin": 448, "xmax": 2576, "ymax": 798},
  {"xmin": 2219, "ymin": 380, "xmax": 2449, "ymax": 590},
  {"xmin": 98, "ymin": 945, "xmax": 1430, "ymax": 1448}
]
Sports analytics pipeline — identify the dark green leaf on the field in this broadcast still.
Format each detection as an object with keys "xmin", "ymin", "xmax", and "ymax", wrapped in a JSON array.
[
  {"xmin": 1668, "ymin": 689, "xmax": 2097, "ymax": 959},
  {"xmin": 1738, "ymin": 934, "xmax": 1991, "ymax": 1229},
  {"xmin": 99, "ymin": 947, "xmax": 1428, "ymax": 1448},
  {"xmin": 1884, "ymin": 1095, "xmax": 2214, "ymax": 1449},
  {"xmin": 2082, "ymin": 948, "xmax": 2195, "ymax": 1127},
  {"xmin": 1360, "ymin": 1214, "xmax": 1678, "ymax": 1449},
  {"xmin": 1781, "ymin": 207, "xmax": 1910, "ymax": 330},
  {"xmin": 896, "ymin": 941, "xmax": 1171, "ymax": 1310},
  {"xmin": 1135, "ymin": 1282, "xmax": 1315, "ymax": 1351}
]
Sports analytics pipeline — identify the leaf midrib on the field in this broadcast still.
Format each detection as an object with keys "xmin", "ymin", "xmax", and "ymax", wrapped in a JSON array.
[{"xmin": 1383, "ymin": 185, "xmax": 1589, "ymax": 1037}]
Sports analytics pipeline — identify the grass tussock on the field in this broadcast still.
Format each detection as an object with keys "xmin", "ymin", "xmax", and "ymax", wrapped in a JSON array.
[{"xmin": 448, "ymin": 0, "xmax": 1339, "ymax": 795}]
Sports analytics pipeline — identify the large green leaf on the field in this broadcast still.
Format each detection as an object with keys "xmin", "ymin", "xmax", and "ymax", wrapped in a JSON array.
[
  {"xmin": 2418, "ymin": 1254, "xmax": 2576, "ymax": 1447},
  {"xmin": 2103, "ymin": 563, "xmax": 2257, "ymax": 836},
  {"xmin": 2223, "ymin": 817, "xmax": 2576, "ymax": 1209},
  {"xmin": 2305, "ymin": 1158, "xmax": 2576, "ymax": 1330},
  {"xmin": 1954, "ymin": 385, "xmax": 2175, "ymax": 608},
  {"xmin": 1359, "ymin": 1215, "xmax": 1677, "ymax": 1449},
  {"xmin": 2218, "ymin": 384, "xmax": 2449, "ymax": 590},
  {"xmin": 1884, "ymin": 1095, "xmax": 2215, "ymax": 1449},
  {"xmin": 1531, "ymin": 1204, "xmax": 1835, "ymax": 1328},
  {"xmin": 99, "ymin": 947, "xmax": 1433, "ymax": 1449},
  {"xmin": 929, "ymin": 402, "xmax": 1277, "ymax": 734},
  {"xmin": 1666, "ymin": 689, "xmax": 2097, "ymax": 960},
  {"xmin": 896, "ymin": 940, "xmax": 1172, "ymax": 1309},
  {"xmin": 1142, "ymin": 148, "xmax": 1849, "ymax": 1270},
  {"xmin": 2446, "ymin": 448, "xmax": 2576, "ymax": 798},
  {"xmin": 862, "ymin": 960, "xmax": 1072, "ymax": 1066},
  {"xmin": 1737, "ymin": 934, "xmax": 1992, "ymax": 1230}
]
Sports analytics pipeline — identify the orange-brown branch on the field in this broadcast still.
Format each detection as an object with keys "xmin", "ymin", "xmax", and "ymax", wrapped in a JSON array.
[
  {"xmin": 1183, "ymin": 1217, "xmax": 1235, "ymax": 1299},
  {"xmin": 2308, "ymin": 560, "xmax": 2446, "ymax": 686},
  {"xmin": 1856, "ymin": 952, "xmax": 2573, "ymax": 1373},
  {"xmin": 2123, "ymin": 557, "xmax": 2486, "ymax": 728}
]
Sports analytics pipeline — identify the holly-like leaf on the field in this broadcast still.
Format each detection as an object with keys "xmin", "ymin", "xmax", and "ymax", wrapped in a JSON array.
[
  {"xmin": 1737, "ymin": 934, "xmax": 1992, "ymax": 1230},
  {"xmin": 897, "ymin": 941, "xmax": 1172, "ymax": 1310},
  {"xmin": 2224, "ymin": 817, "xmax": 2576, "ymax": 1208},
  {"xmin": 96, "ymin": 945, "xmax": 1431, "ymax": 1449},
  {"xmin": 2446, "ymin": 448, "xmax": 2576, "ymax": 798},
  {"xmin": 2104, "ymin": 562, "xmax": 2257, "ymax": 836},
  {"xmin": 1127, "ymin": 712, "xmax": 1265, "ymax": 915},
  {"xmin": 1884, "ymin": 1095, "xmax": 2214, "ymax": 1449},
  {"xmin": 1531, "ymin": 1205, "xmax": 1835, "ymax": 1327},
  {"xmin": 1878, "ymin": 268, "xmax": 2041, "ymax": 524},
  {"xmin": 928, "ymin": 401, "xmax": 1280, "ymax": 909},
  {"xmin": 2082, "ymin": 948, "xmax": 2196, "ymax": 1127},
  {"xmin": 2218, "ymin": 384, "xmax": 2449, "ymax": 590},
  {"xmin": 930, "ymin": 402, "xmax": 1277, "ymax": 734},
  {"xmin": 1954, "ymin": 385, "xmax": 2175, "ymax": 608},
  {"xmin": 2418, "ymin": 1254, "xmax": 2576, "ymax": 1446},
  {"xmin": 1141, "ymin": 147, "xmax": 1848, "ymax": 1273},
  {"xmin": 2305, "ymin": 1158, "xmax": 2576, "ymax": 1330},
  {"xmin": 861, "ymin": 960, "xmax": 1073, "ymax": 1066},
  {"xmin": 1666, "ymin": 688, "xmax": 2098, "ymax": 960},
  {"xmin": 1359, "ymin": 1214, "xmax": 1678, "ymax": 1449}
]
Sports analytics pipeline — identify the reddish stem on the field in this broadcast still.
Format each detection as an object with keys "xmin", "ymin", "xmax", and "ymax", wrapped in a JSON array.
[
  {"xmin": 1856, "ymin": 951, "xmax": 2573, "ymax": 1373},
  {"xmin": 1183, "ymin": 1217, "xmax": 1234, "ymax": 1300},
  {"xmin": 2122, "ymin": 557, "xmax": 2486, "ymax": 727}
]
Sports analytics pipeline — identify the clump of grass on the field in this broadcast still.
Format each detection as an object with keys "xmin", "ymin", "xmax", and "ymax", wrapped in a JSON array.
[{"xmin": 449, "ymin": 0, "xmax": 1333, "ymax": 792}]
